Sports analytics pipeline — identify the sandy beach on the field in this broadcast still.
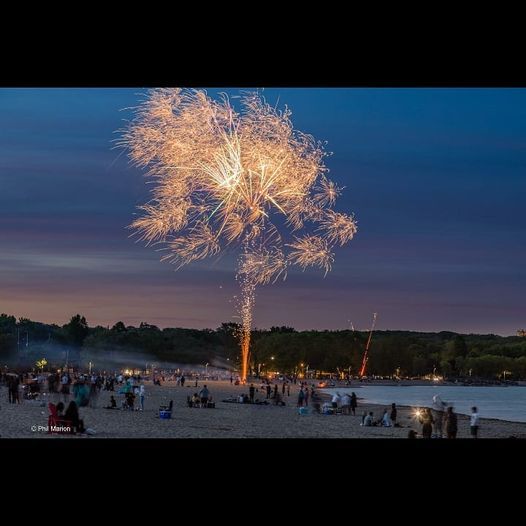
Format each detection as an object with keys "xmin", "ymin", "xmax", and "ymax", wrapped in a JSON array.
[{"xmin": 1, "ymin": 380, "xmax": 525, "ymax": 439}]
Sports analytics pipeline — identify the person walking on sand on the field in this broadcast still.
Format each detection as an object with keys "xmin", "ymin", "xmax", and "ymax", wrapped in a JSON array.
[{"xmin": 470, "ymin": 406, "xmax": 480, "ymax": 438}]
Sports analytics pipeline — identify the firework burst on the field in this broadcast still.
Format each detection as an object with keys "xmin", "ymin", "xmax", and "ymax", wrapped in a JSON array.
[{"xmin": 121, "ymin": 88, "xmax": 357, "ymax": 381}]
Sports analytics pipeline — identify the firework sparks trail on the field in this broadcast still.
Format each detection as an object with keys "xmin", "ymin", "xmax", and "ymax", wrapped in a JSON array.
[{"xmin": 120, "ymin": 88, "xmax": 357, "ymax": 381}]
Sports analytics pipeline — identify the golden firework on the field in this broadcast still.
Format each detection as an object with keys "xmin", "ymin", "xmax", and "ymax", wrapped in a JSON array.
[{"xmin": 121, "ymin": 88, "xmax": 357, "ymax": 381}]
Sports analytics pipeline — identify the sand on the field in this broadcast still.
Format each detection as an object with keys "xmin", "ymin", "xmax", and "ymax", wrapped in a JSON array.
[{"xmin": 1, "ymin": 380, "xmax": 525, "ymax": 438}]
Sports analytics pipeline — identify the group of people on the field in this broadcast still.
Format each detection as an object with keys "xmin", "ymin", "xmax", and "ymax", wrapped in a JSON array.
[
  {"xmin": 361, "ymin": 403, "xmax": 398, "ymax": 427},
  {"xmin": 187, "ymin": 385, "xmax": 215, "ymax": 408},
  {"xmin": 414, "ymin": 396, "xmax": 481, "ymax": 438},
  {"xmin": 328, "ymin": 391, "xmax": 359, "ymax": 415}
]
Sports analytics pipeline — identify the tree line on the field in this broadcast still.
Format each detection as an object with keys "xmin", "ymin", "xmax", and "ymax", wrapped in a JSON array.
[{"xmin": 1, "ymin": 313, "xmax": 526, "ymax": 379}]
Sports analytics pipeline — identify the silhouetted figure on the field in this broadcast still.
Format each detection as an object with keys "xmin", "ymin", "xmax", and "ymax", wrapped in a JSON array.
[
  {"xmin": 64, "ymin": 401, "xmax": 85, "ymax": 433},
  {"xmin": 420, "ymin": 408, "xmax": 434, "ymax": 439},
  {"xmin": 390, "ymin": 403, "xmax": 397, "ymax": 426},
  {"xmin": 350, "ymin": 392, "xmax": 357, "ymax": 415},
  {"xmin": 446, "ymin": 406, "xmax": 458, "ymax": 439}
]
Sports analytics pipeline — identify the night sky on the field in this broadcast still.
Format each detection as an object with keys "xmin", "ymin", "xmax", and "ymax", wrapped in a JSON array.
[{"xmin": 1, "ymin": 88, "xmax": 525, "ymax": 335}]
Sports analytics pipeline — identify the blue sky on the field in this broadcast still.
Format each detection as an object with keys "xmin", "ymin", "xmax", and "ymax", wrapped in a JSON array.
[{"xmin": 0, "ymin": 88, "xmax": 525, "ymax": 334}]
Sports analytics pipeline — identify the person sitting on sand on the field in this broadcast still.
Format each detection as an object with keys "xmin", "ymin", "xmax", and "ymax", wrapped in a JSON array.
[
  {"xmin": 64, "ymin": 401, "xmax": 85, "ymax": 434},
  {"xmin": 273, "ymin": 392, "xmax": 285, "ymax": 406},
  {"xmin": 382, "ymin": 409, "xmax": 392, "ymax": 427},
  {"xmin": 363, "ymin": 412, "xmax": 374, "ymax": 426},
  {"xmin": 105, "ymin": 396, "xmax": 117, "ymax": 409},
  {"xmin": 125, "ymin": 391, "xmax": 135, "ymax": 410},
  {"xmin": 311, "ymin": 389, "xmax": 322, "ymax": 414},
  {"xmin": 191, "ymin": 393, "xmax": 200, "ymax": 407},
  {"xmin": 407, "ymin": 429, "xmax": 417, "ymax": 439}
]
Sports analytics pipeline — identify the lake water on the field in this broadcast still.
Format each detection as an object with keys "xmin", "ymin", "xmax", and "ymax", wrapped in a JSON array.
[{"xmin": 324, "ymin": 385, "xmax": 526, "ymax": 423}]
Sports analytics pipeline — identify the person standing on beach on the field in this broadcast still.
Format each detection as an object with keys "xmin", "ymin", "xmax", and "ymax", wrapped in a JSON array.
[
  {"xmin": 390, "ymin": 403, "xmax": 397, "ymax": 426},
  {"xmin": 181, "ymin": 375, "xmax": 185, "ymax": 387},
  {"xmin": 199, "ymin": 384, "xmax": 210, "ymax": 407},
  {"xmin": 470, "ymin": 406, "xmax": 480, "ymax": 438},
  {"xmin": 420, "ymin": 408, "xmax": 434, "ymax": 438},
  {"xmin": 445, "ymin": 406, "xmax": 458, "ymax": 439},
  {"xmin": 350, "ymin": 392, "xmax": 357, "ymax": 416},
  {"xmin": 282, "ymin": 382, "xmax": 286, "ymax": 395},
  {"xmin": 331, "ymin": 392, "xmax": 341, "ymax": 414},
  {"xmin": 266, "ymin": 384, "xmax": 271, "ymax": 399},
  {"xmin": 249, "ymin": 384, "xmax": 255, "ymax": 403},
  {"xmin": 287, "ymin": 383, "xmax": 290, "ymax": 396},
  {"xmin": 431, "ymin": 395, "xmax": 447, "ymax": 438},
  {"xmin": 139, "ymin": 383, "xmax": 145, "ymax": 410},
  {"xmin": 297, "ymin": 388, "xmax": 305, "ymax": 407}
]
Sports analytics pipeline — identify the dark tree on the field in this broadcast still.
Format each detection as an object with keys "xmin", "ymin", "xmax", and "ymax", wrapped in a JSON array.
[{"xmin": 63, "ymin": 315, "xmax": 89, "ymax": 347}]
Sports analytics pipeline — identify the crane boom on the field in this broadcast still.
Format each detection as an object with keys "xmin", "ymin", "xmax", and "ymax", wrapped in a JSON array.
[{"xmin": 359, "ymin": 312, "xmax": 377, "ymax": 377}]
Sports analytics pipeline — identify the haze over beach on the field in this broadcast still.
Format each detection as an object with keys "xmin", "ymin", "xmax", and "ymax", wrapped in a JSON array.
[{"xmin": 1, "ymin": 87, "xmax": 525, "ymax": 440}]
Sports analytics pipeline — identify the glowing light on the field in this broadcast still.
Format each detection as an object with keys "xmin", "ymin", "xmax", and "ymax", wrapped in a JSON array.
[{"xmin": 121, "ymin": 88, "xmax": 357, "ymax": 381}]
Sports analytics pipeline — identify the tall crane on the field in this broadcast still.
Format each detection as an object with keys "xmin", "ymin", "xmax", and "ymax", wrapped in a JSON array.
[{"xmin": 359, "ymin": 312, "xmax": 377, "ymax": 377}]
